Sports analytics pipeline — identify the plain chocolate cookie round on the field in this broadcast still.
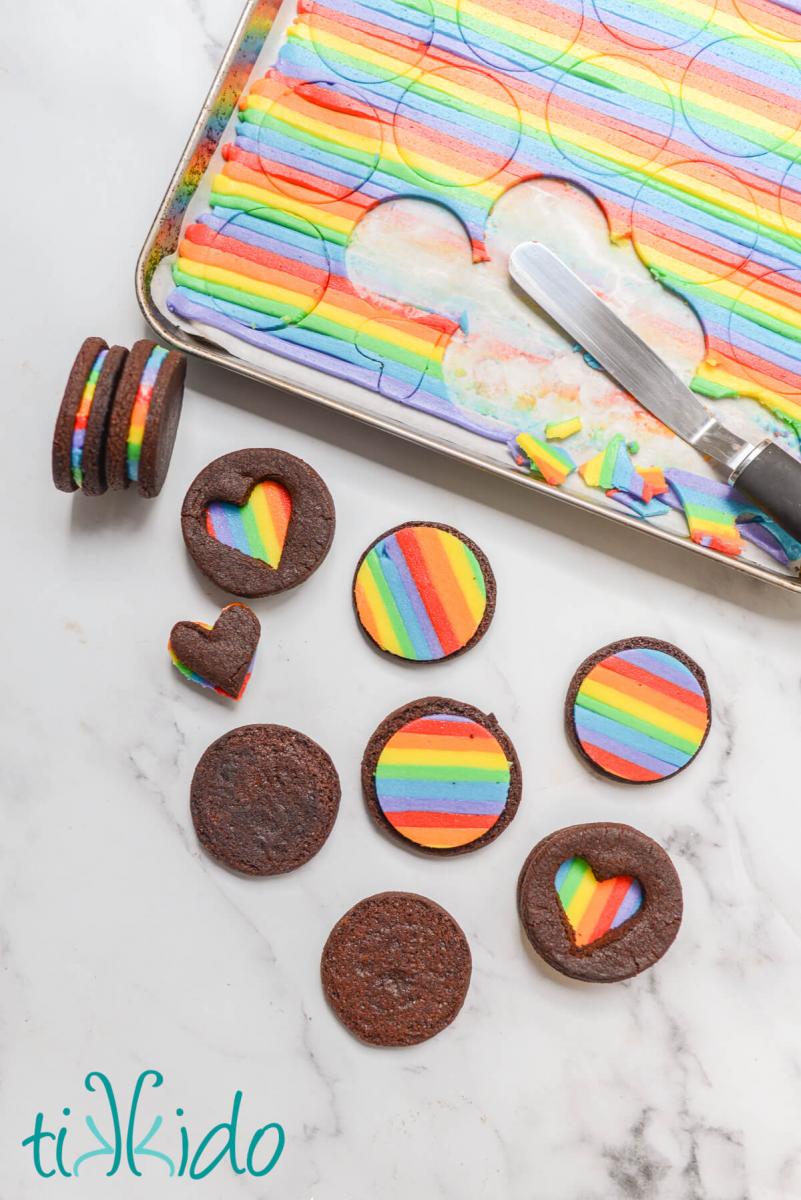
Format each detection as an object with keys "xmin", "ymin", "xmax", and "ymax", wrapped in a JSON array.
[
  {"xmin": 352, "ymin": 521, "xmax": 496, "ymax": 662},
  {"xmin": 518, "ymin": 822, "xmax": 682, "ymax": 983},
  {"xmin": 181, "ymin": 448, "xmax": 335, "ymax": 597},
  {"xmin": 321, "ymin": 891, "xmax": 472, "ymax": 1046},
  {"xmin": 361, "ymin": 697, "xmax": 522, "ymax": 857},
  {"xmin": 106, "ymin": 339, "xmax": 186, "ymax": 497},
  {"xmin": 565, "ymin": 636, "xmax": 711, "ymax": 785},
  {"xmin": 52, "ymin": 336, "xmax": 108, "ymax": 493},
  {"xmin": 191, "ymin": 724, "xmax": 340, "ymax": 875}
]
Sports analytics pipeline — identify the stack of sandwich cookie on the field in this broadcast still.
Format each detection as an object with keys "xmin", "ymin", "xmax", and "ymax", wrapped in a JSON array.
[{"xmin": 52, "ymin": 336, "xmax": 186, "ymax": 499}]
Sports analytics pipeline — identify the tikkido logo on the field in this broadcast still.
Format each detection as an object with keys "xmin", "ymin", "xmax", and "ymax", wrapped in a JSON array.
[{"xmin": 21, "ymin": 1070, "xmax": 285, "ymax": 1180}]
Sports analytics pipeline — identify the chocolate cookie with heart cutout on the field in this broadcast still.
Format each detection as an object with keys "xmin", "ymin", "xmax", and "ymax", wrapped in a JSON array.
[
  {"xmin": 169, "ymin": 603, "xmax": 260, "ymax": 700},
  {"xmin": 181, "ymin": 449, "xmax": 335, "ymax": 597},
  {"xmin": 517, "ymin": 823, "xmax": 682, "ymax": 983}
]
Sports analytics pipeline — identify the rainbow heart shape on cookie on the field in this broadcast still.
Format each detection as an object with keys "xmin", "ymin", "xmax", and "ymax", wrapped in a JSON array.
[
  {"xmin": 205, "ymin": 480, "xmax": 292, "ymax": 568},
  {"xmin": 555, "ymin": 856, "xmax": 643, "ymax": 948}
]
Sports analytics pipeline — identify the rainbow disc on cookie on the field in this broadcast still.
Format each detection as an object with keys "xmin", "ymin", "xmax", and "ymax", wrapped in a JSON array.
[
  {"xmin": 353, "ymin": 522, "xmax": 495, "ymax": 662},
  {"xmin": 567, "ymin": 638, "xmax": 711, "ymax": 784},
  {"xmin": 364, "ymin": 699, "xmax": 520, "ymax": 855}
]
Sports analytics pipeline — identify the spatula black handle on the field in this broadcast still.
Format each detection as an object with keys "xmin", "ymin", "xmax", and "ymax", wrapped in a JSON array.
[{"xmin": 733, "ymin": 441, "xmax": 801, "ymax": 546}]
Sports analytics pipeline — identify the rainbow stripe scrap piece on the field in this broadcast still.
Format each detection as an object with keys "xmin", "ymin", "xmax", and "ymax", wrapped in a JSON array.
[
  {"xmin": 354, "ymin": 524, "xmax": 487, "ymax": 660},
  {"xmin": 513, "ymin": 432, "xmax": 575, "ymax": 486},
  {"xmin": 70, "ymin": 349, "xmax": 108, "ymax": 487},
  {"xmin": 579, "ymin": 435, "xmax": 650, "ymax": 502},
  {"xmin": 127, "ymin": 347, "xmax": 169, "ymax": 482},
  {"xmin": 545, "ymin": 416, "xmax": 582, "ymax": 441},
  {"xmin": 168, "ymin": 625, "xmax": 255, "ymax": 700},
  {"xmin": 375, "ymin": 712, "xmax": 511, "ymax": 849},
  {"xmin": 556, "ymin": 856, "xmax": 643, "ymax": 948},
  {"xmin": 205, "ymin": 480, "xmax": 292, "ymax": 567},
  {"xmin": 574, "ymin": 646, "xmax": 709, "ymax": 783},
  {"xmin": 665, "ymin": 468, "xmax": 801, "ymax": 562}
]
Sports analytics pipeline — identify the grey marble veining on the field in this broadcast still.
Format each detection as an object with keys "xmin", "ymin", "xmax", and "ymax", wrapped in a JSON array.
[{"xmin": 3, "ymin": 1, "xmax": 801, "ymax": 1196}]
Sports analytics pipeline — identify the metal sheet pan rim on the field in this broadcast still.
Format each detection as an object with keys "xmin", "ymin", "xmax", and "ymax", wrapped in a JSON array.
[{"xmin": 135, "ymin": 0, "xmax": 801, "ymax": 597}]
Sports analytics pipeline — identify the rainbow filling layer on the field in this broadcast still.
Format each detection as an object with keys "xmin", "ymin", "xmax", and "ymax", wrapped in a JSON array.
[
  {"xmin": 205, "ymin": 479, "xmax": 292, "ymax": 566},
  {"xmin": 374, "ymin": 712, "xmax": 511, "ymax": 849},
  {"xmin": 70, "ymin": 349, "xmax": 107, "ymax": 487},
  {"xmin": 573, "ymin": 646, "xmax": 709, "ymax": 783},
  {"xmin": 556, "ymin": 856, "xmax": 643, "ymax": 948},
  {"xmin": 127, "ymin": 346, "xmax": 169, "ymax": 482},
  {"xmin": 354, "ymin": 524, "xmax": 487, "ymax": 660}
]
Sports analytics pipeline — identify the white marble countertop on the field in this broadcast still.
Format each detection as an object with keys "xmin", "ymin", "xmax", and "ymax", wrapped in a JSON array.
[{"xmin": 5, "ymin": 2, "xmax": 801, "ymax": 1196}]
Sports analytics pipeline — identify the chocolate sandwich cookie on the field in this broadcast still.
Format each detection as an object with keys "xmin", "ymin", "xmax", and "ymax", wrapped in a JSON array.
[
  {"xmin": 169, "ymin": 603, "xmax": 260, "ymax": 700},
  {"xmin": 518, "ymin": 822, "xmax": 682, "ymax": 983},
  {"xmin": 52, "ymin": 338, "xmax": 128, "ymax": 495},
  {"xmin": 106, "ymin": 339, "xmax": 186, "ymax": 498},
  {"xmin": 362, "ymin": 697, "xmax": 521, "ymax": 856},
  {"xmin": 321, "ymin": 892, "xmax": 472, "ymax": 1046},
  {"xmin": 191, "ymin": 724, "xmax": 340, "ymax": 875},
  {"xmin": 353, "ymin": 521, "xmax": 496, "ymax": 662},
  {"xmin": 181, "ymin": 448, "xmax": 335, "ymax": 597},
  {"xmin": 565, "ymin": 636, "xmax": 711, "ymax": 784}
]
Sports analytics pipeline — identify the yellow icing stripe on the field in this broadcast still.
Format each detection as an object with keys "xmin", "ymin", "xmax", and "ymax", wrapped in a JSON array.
[
  {"xmin": 441, "ymin": 537, "xmax": 486, "ymax": 624},
  {"xmin": 357, "ymin": 563, "xmax": 404, "ymax": 656},
  {"xmin": 177, "ymin": 257, "xmax": 444, "ymax": 360},
  {"xmin": 579, "ymin": 679, "xmax": 704, "ymax": 744},
  {"xmin": 245, "ymin": 91, "xmax": 383, "ymax": 158},
  {"xmin": 379, "ymin": 748, "xmax": 508, "ymax": 769},
  {"xmin": 563, "ymin": 869, "xmax": 595, "ymax": 928},
  {"xmin": 213, "ymin": 173, "xmax": 355, "ymax": 235}
]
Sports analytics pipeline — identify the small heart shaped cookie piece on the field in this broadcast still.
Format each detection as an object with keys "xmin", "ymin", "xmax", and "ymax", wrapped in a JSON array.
[{"xmin": 169, "ymin": 604, "xmax": 260, "ymax": 700}]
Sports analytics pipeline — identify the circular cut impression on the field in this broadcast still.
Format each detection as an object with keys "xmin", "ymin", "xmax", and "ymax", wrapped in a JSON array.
[
  {"xmin": 353, "ymin": 521, "xmax": 496, "ymax": 661},
  {"xmin": 566, "ymin": 637, "xmax": 711, "ymax": 783},
  {"xmin": 182, "ymin": 448, "xmax": 335, "ymax": 597},
  {"xmin": 362, "ymin": 696, "xmax": 521, "ymax": 855},
  {"xmin": 321, "ymin": 891, "xmax": 472, "ymax": 1046},
  {"xmin": 518, "ymin": 822, "xmax": 683, "ymax": 983},
  {"xmin": 190, "ymin": 724, "xmax": 340, "ymax": 875}
]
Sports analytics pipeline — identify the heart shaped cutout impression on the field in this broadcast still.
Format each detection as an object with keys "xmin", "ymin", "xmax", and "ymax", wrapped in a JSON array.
[
  {"xmin": 205, "ymin": 480, "xmax": 292, "ymax": 569},
  {"xmin": 169, "ymin": 603, "xmax": 261, "ymax": 700},
  {"xmin": 555, "ymin": 856, "xmax": 643, "ymax": 947}
]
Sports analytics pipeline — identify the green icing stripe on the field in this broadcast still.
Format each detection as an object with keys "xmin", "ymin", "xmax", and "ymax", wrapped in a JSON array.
[
  {"xmin": 557, "ymin": 857, "xmax": 588, "ymax": 908},
  {"xmin": 576, "ymin": 692, "xmax": 702, "ymax": 754},
  {"xmin": 375, "ymin": 764, "xmax": 510, "ymax": 782},
  {"xmin": 365, "ymin": 551, "xmax": 417, "ymax": 658}
]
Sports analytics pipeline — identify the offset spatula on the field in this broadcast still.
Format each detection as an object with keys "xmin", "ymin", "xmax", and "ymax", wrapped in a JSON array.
[{"xmin": 510, "ymin": 240, "xmax": 801, "ymax": 544}]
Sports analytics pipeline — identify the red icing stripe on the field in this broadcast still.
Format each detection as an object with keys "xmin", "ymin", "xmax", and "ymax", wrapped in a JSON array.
[
  {"xmin": 589, "ymin": 875, "xmax": 634, "ymax": 942},
  {"xmin": 603, "ymin": 655, "xmax": 707, "ymax": 710},
  {"xmin": 401, "ymin": 717, "xmax": 495, "ymax": 738},
  {"xmin": 386, "ymin": 811, "xmax": 496, "ymax": 829},
  {"xmin": 394, "ymin": 527, "xmax": 461, "ymax": 655},
  {"xmin": 579, "ymin": 742, "xmax": 662, "ymax": 783}
]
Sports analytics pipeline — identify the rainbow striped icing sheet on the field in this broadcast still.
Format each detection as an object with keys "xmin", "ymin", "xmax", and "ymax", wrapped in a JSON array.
[
  {"xmin": 70, "ymin": 349, "xmax": 107, "ymax": 487},
  {"xmin": 354, "ymin": 524, "xmax": 488, "ymax": 660},
  {"xmin": 205, "ymin": 480, "xmax": 292, "ymax": 567},
  {"xmin": 573, "ymin": 645, "xmax": 710, "ymax": 782},
  {"xmin": 127, "ymin": 347, "xmax": 169, "ymax": 482},
  {"xmin": 162, "ymin": 0, "xmax": 801, "ymax": 571},
  {"xmin": 374, "ymin": 712, "xmax": 512, "ymax": 849},
  {"xmin": 555, "ymin": 856, "xmax": 643, "ymax": 947}
]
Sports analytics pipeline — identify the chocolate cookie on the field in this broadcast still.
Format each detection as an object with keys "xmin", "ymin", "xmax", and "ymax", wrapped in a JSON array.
[
  {"xmin": 106, "ymin": 339, "xmax": 186, "ymax": 497},
  {"xmin": 353, "ymin": 521, "xmax": 496, "ymax": 661},
  {"xmin": 181, "ymin": 449, "xmax": 335, "ymax": 597},
  {"xmin": 52, "ymin": 338, "xmax": 128, "ymax": 495},
  {"xmin": 169, "ymin": 603, "xmax": 260, "ymax": 700},
  {"xmin": 321, "ymin": 892, "xmax": 472, "ymax": 1046},
  {"xmin": 191, "ymin": 724, "xmax": 340, "ymax": 875},
  {"xmin": 565, "ymin": 637, "xmax": 711, "ymax": 784},
  {"xmin": 362, "ymin": 697, "xmax": 521, "ymax": 856},
  {"xmin": 518, "ymin": 823, "xmax": 682, "ymax": 983}
]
